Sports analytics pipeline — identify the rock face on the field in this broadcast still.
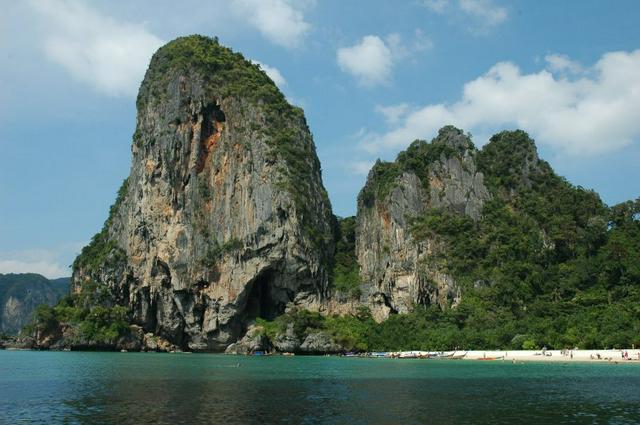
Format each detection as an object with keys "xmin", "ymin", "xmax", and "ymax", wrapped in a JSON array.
[
  {"xmin": 224, "ymin": 324, "xmax": 271, "ymax": 354},
  {"xmin": 299, "ymin": 331, "xmax": 342, "ymax": 354},
  {"xmin": 71, "ymin": 36, "xmax": 334, "ymax": 351},
  {"xmin": 0, "ymin": 274, "xmax": 69, "ymax": 334},
  {"xmin": 272, "ymin": 323, "xmax": 301, "ymax": 352},
  {"xmin": 355, "ymin": 126, "xmax": 491, "ymax": 321}
]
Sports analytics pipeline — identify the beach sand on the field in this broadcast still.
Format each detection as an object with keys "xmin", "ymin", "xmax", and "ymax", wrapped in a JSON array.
[{"xmin": 456, "ymin": 349, "xmax": 640, "ymax": 363}]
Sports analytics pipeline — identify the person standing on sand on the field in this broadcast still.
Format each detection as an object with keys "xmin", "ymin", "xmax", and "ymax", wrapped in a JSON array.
[{"xmin": 570, "ymin": 350, "xmax": 573, "ymax": 359}]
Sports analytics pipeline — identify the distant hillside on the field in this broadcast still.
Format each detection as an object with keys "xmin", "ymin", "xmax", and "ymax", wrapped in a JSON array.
[{"xmin": 0, "ymin": 274, "xmax": 70, "ymax": 334}]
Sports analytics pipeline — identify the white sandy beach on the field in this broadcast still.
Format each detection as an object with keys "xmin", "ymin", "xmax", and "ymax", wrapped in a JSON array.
[{"xmin": 455, "ymin": 349, "xmax": 640, "ymax": 363}]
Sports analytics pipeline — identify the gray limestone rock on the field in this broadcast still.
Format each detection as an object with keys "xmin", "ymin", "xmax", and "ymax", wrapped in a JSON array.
[
  {"xmin": 355, "ymin": 126, "xmax": 490, "ymax": 321},
  {"xmin": 225, "ymin": 325, "xmax": 271, "ymax": 354},
  {"xmin": 299, "ymin": 331, "xmax": 342, "ymax": 354},
  {"xmin": 116, "ymin": 325, "xmax": 145, "ymax": 351},
  {"xmin": 272, "ymin": 323, "xmax": 301, "ymax": 352}
]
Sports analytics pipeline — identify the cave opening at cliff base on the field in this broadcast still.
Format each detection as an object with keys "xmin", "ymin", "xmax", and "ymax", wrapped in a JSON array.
[{"xmin": 245, "ymin": 269, "xmax": 284, "ymax": 321}]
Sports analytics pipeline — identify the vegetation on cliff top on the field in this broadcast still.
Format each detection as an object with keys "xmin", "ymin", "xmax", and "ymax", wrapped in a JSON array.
[
  {"xmin": 139, "ymin": 35, "xmax": 298, "ymax": 116},
  {"xmin": 358, "ymin": 126, "xmax": 470, "ymax": 207}
]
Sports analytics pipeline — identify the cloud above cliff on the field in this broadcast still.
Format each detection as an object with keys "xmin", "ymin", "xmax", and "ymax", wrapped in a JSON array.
[
  {"xmin": 28, "ymin": 0, "xmax": 164, "ymax": 97},
  {"xmin": 337, "ymin": 36, "xmax": 393, "ymax": 87},
  {"xmin": 337, "ymin": 31, "xmax": 432, "ymax": 87},
  {"xmin": 361, "ymin": 49, "xmax": 640, "ymax": 156},
  {"xmin": 251, "ymin": 60, "xmax": 287, "ymax": 87},
  {"xmin": 231, "ymin": 0, "xmax": 312, "ymax": 49}
]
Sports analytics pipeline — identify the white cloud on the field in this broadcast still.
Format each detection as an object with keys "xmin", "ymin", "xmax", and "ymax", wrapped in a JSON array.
[
  {"xmin": 545, "ymin": 54, "xmax": 584, "ymax": 75},
  {"xmin": 251, "ymin": 60, "xmax": 287, "ymax": 87},
  {"xmin": 337, "ymin": 32, "xmax": 432, "ymax": 87},
  {"xmin": 419, "ymin": 0, "xmax": 507, "ymax": 33},
  {"xmin": 337, "ymin": 35, "xmax": 393, "ymax": 87},
  {"xmin": 348, "ymin": 160, "xmax": 376, "ymax": 176},
  {"xmin": 420, "ymin": 0, "xmax": 450, "ymax": 13},
  {"xmin": 0, "ymin": 245, "xmax": 85, "ymax": 279},
  {"xmin": 458, "ymin": 0, "xmax": 507, "ymax": 28},
  {"xmin": 0, "ymin": 243, "xmax": 86, "ymax": 279},
  {"xmin": 231, "ymin": 0, "xmax": 312, "ymax": 49},
  {"xmin": 376, "ymin": 103, "xmax": 411, "ymax": 124},
  {"xmin": 28, "ymin": 0, "xmax": 164, "ymax": 97},
  {"xmin": 412, "ymin": 29, "xmax": 434, "ymax": 52},
  {"xmin": 0, "ymin": 260, "xmax": 68, "ymax": 280},
  {"xmin": 362, "ymin": 50, "xmax": 640, "ymax": 156}
]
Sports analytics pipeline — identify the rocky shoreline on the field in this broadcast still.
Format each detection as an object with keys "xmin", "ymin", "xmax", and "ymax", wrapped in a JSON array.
[
  {"xmin": 224, "ymin": 324, "xmax": 343, "ymax": 355},
  {"xmin": 0, "ymin": 321, "xmax": 347, "ymax": 354},
  {"xmin": 0, "ymin": 326, "xmax": 181, "ymax": 353}
]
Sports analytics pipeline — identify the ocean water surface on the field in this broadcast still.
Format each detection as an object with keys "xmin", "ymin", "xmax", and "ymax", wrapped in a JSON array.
[{"xmin": 1, "ymin": 351, "xmax": 639, "ymax": 424}]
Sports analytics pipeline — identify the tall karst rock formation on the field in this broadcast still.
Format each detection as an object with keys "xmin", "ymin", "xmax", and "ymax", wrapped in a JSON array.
[
  {"xmin": 72, "ymin": 36, "xmax": 334, "ymax": 350},
  {"xmin": 354, "ymin": 125, "xmax": 606, "ymax": 323},
  {"xmin": 356, "ymin": 126, "xmax": 491, "ymax": 321}
]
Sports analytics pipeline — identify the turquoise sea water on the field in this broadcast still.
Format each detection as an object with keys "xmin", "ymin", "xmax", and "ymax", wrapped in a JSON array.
[{"xmin": 1, "ymin": 351, "xmax": 639, "ymax": 424}]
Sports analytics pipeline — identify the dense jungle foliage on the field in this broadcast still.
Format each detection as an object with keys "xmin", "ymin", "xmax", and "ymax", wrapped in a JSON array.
[{"xmin": 24, "ymin": 281, "xmax": 130, "ymax": 346}]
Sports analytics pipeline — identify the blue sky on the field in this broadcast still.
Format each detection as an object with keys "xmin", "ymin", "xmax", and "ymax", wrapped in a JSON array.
[{"xmin": 1, "ymin": 0, "xmax": 639, "ymax": 278}]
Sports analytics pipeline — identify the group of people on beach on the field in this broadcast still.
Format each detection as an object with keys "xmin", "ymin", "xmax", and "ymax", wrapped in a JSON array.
[
  {"xmin": 620, "ymin": 351, "xmax": 639, "ymax": 360},
  {"xmin": 560, "ymin": 348, "xmax": 574, "ymax": 359},
  {"xmin": 586, "ymin": 351, "xmax": 640, "ymax": 361}
]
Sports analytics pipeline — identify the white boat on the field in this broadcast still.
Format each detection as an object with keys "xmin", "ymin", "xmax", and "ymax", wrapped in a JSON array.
[{"xmin": 399, "ymin": 351, "xmax": 431, "ymax": 359}]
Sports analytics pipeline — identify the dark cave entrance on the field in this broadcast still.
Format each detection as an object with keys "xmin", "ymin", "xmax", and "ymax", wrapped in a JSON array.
[{"xmin": 245, "ymin": 269, "xmax": 283, "ymax": 321}]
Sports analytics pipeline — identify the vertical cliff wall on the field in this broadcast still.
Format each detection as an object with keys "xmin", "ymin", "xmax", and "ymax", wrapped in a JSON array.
[
  {"xmin": 72, "ymin": 36, "xmax": 334, "ymax": 350},
  {"xmin": 356, "ymin": 126, "xmax": 491, "ymax": 321}
]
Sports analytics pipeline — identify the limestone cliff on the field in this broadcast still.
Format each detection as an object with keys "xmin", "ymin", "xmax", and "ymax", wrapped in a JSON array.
[
  {"xmin": 356, "ymin": 126, "xmax": 491, "ymax": 321},
  {"xmin": 71, "ymin": 36, "xmax": 334, "ymax": 351}
]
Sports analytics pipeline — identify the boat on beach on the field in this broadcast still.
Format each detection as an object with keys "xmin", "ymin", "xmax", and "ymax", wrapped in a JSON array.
[{"xmin": 398, "ymin": 351, "xmax": 431, "ymax": 359}]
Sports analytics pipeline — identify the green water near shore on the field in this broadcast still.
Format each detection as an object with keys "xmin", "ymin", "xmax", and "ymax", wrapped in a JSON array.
[{"xmin": 1, "ymin": 351, "xmax": 639, "ymax": 424}]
